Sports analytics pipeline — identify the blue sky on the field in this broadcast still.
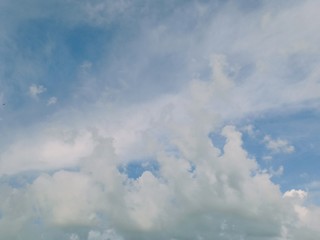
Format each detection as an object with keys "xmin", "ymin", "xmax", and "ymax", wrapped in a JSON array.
[{"xmin": 1, "ymin": 0, "xmax": 320, "ymax": 239}]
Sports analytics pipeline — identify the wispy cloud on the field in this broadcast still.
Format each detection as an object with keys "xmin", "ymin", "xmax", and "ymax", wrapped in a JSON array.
[
  {"xmin": 29, "ymin": 84, "xmax": 46, "ymax": 99},
  {"xmin": 47, "ymin": 96, "xmax": 57, "ymax": 105}
]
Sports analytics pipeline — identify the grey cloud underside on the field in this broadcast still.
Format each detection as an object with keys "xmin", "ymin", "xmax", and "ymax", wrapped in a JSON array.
[{"xmin": 1, "ymin": 0, "xmax": 320, "ymax": 239}]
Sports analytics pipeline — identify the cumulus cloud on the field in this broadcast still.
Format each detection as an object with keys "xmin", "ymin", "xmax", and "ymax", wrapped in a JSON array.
[
  {"xmin": 264, "ymin": 135, "xmax": 295, "ymax": 154},
  {"xmin": 284, "ymin": 189, "xmax": 308, "ymax": 202},
  {"xmin": 1, "ymin": 0, "xmax": 320, "ymax": 239},
  {"xmin": 1, "ymin": 79, "xmax": 319, "ymax": 239}
]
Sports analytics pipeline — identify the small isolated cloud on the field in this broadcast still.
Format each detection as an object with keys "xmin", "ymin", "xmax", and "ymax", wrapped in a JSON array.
[
  {"xmin": 264, "ymin": 135, "xmax": 295, "ymax": 154},
  {"xmin": 47, "ymin": 96, "xmax": 57, "ymax": 106},
  {"xmin": 29, "ymin": 84, "xmax": 46, "ymax": 98}
]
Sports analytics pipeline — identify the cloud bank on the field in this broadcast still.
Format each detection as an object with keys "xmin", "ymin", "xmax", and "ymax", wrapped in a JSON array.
[{"xmin": 0, "ymin": 0, "xmax": 320, "ymax": 239}]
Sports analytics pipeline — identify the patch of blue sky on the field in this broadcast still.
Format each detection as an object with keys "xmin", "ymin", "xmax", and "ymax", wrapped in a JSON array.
[
  {"xmin": 241, "ymin": 108, "xmax": 320, "ymax": 192},
  {"xmin": 119, "ymin": 158, "xmax": 160, "ymax": 180},
  {"xmin": 0, "ymin": 18, "xmax": 125, "ymax": 133},
  {"xmin": 65, "ymin": 24, "xmax": 116, "ymax": 64},
  {"xmin": 188, "ymin": 161, "xmax": 197, "ymax": 174},
  {"xmin": 208, "ymin": 131, "xmax": 226, "ymax": 156},
  {"xmin": 11, "ymin": 19, "xmax": 114, "ymax": 98},
  {"xmin": 163, "ymin": 144, "xmax": 181, "ymax": 159},
  {"xmin": 0, "ymin": 171, "xmax": 40, "ymax": 189}
]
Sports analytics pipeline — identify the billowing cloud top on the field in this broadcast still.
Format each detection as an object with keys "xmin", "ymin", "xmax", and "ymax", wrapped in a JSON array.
[{"xmin": 0, "ymin": 0, "xmax": 320, "ymax": 239}]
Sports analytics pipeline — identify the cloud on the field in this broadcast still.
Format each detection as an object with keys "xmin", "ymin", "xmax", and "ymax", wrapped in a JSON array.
[
  {"xmin": 1, "ymin": 92, "xmax": 319, "ymax": 239},
  {"xmin": 31, "ymin": 170, "xmax": 102, "ymax": 226},
  {"xmin": 264, "ymin": 135, "xmax": 295, "ymax": 154},
  {"xmin": 0, "ymin": 129, "xmax": 95, "ymax": 175},
  {"xmin": 47, "ymin": 96, "xmax": 57, "ymax": 105},
  {"xmin": 29, "ymin": 84, "xmax": 46, "ymax": 99},
  {"xmin": 283, "ymin": 189, "xmax": 320, "ymax": 232},
  {"xmin": 284, "ymin": 189, "xmax": 308, "ymax": 202},
  {"xmin": 1, "ymin": 0, "xmax": 320, "ymax": 239}
]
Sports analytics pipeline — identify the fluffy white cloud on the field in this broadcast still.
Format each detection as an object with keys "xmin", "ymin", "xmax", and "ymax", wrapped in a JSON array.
[
  {"xmin": 1, "ymin": 0, "xmax": 320, "ymax": 239},
  {"xmin": 1, "ymin": 55, "xmax": 320, "ymax": 239},
  {"xmin": 0, "ymin": 118, "xmax": 319, "ymax": 239},
  {"xmin": 284, "ymin": 189, "xmax": 308, "ymax": 201},
  {"xmin": 2, "ymin": 85, "xmax": 318, "ymax": 238},
  {"xmin": 264, "ymin": 135, "xmax": 295, "ymax": 154},
  {"xmin": 31, "ymin": 170, "xmax": 102, "ymax": 226}
]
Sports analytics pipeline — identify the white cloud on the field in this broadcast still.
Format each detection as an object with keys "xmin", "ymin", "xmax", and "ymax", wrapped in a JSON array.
[
  {"xmin": 1, "ymin": 0, "xmax": 320, "ymax": 239},
  {"xmin": 29, "ymin": 84, "xmax": 46, "ymax": 99},
  {"xmin": 1, "ymin": 114, "xmax": 320, "ymax": 239},
  {"xmin": 0, "ymin": 129, "xmax": 95, "ymax": 175},
  {"xmin": 31, "ymin": 170, "xmax": 102, "ymax": 226},
  {"xmin": 1, "ymin": 57, "xmax": 319, "ymax": 239},
  {"xmin": 283, "ymin": 189, "xmax": 320, "ymax": 232},
  {"xmin": 264, "ymin": 135, "xmax": 295, "ymax": 154}
]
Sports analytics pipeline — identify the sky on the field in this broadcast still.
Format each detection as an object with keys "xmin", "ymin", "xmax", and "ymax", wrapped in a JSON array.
[{"xmin": 0, "ymin": 0, "xmax": 320, "ymax": 239}]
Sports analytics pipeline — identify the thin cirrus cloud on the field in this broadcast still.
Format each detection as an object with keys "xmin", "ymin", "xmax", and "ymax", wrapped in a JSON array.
[{"xmin": 0, "ymin": 0, "xmax": 320, "ymax": 239}]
